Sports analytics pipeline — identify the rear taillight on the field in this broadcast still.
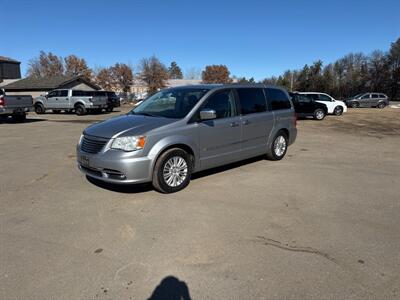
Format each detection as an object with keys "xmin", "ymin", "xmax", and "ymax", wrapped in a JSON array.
[{"xmin": 0, "ymin": 96, "xmax": 5, "ymax": 106}]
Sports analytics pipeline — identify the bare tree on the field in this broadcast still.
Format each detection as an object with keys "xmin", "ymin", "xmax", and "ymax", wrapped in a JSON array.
[
  {"xmin": 64, "ymin": 55, "xmax": 92, "ymax": 78},
  {"xmin": 110, "ymin": 63, "xmax": 133, "ymax": 93},
  {"xmin": 26, "ymin": 51, "xmax": 64, "ymax": 77},
  {"xmin": 139, "ymin": 56, "xmax": 169, "ymax": 95},
  {"xmin": 94, "ymin": 67, "xmax": 113, "ymax": 90},
  {"xmin": 185, "ymin": 67, "xmax": 202, "ymax": 79}
]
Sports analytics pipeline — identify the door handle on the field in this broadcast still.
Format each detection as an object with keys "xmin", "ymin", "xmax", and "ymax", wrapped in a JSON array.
[
  {"xmin": 230, "ymin": 122, "xmax": 239, "ymax": 127},
  {"xmin": 242, "ymin": 120, "xmax": 250, "ymax": 125}
]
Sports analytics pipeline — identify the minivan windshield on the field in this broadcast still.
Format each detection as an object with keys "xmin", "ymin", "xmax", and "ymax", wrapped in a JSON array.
[{"xmin": 131, "ymin": 88, "xmax": 209, "ymax": 118}]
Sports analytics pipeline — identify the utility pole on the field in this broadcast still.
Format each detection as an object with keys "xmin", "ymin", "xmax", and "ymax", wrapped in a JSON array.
[{"xmin": 290, "ymin": 72, "xmax": 294, "ymax": 91}]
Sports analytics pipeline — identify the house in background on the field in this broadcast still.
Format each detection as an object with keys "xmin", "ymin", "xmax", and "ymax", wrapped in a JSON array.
[
  {"xmin": 0, "ymin": 56, "xmax": 22, "ymax": 87},
  {"xmin": 2, "ymin": 75, "xmax": 100, "ymax": 98}
]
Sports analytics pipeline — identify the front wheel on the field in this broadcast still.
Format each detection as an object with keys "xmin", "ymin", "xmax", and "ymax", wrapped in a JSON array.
[
  {"xmin": 333, "ymin": 106, "xmax": 344, "ymax": 116},
  {"xmin": 313, "ymin": 108, "xmax": 326, "ymax": 120},
  {"xmin": 106, "ymin": 106, "xmax": 114, "ymax": 112},
  {"xmin": 352, "ymin": 102, "xmax": 360, "ymax": 108},
  {"xmin": 152, "ymin": 148, "xmax": 193, "ymax": 193},
  {"xmin": 266, "ymin": 131, "xmax": 288, "ymax": 161}
]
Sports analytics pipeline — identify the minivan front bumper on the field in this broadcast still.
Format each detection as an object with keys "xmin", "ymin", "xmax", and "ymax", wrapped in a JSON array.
[{"xmin": 76, "ymin": 146, "xmax": 153, "ymax": 184}]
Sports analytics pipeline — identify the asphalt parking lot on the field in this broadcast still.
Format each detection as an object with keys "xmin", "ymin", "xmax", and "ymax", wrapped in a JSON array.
[{"xmin": 1, "ymin": 106, "xmax": 400, "ymax": 299}]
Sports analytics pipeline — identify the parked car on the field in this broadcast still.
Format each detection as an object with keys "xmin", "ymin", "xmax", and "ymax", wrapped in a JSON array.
[
  {"xmin": 0, "ymin": 88, "xmax": 33, "ymax": 122},
  {"xmin": 92, "ymin": 91, "xmax": 120, "ymax": 112},
  {"xmin": 299, "ymin": 92, "xmax": 347, "ymax": 116},
  {"xmin": 345, "ymin": 93, "xmax": 389, "ymax": 108},
  {"xmin": 34, "ymin": 89, "xmax": 107, "ymax": 116},
  {"xmin": 289, "ymin": 92, "xmax": 328, "ymax": 120},
  {"xmin": 77, "ymin": 84, "xmax": 297, "ymax": 193}
]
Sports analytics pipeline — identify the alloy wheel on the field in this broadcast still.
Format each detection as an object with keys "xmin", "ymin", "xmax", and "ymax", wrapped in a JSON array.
[
  {"xmin": 274, "ymin": 136, "xmax": 287, "ymax": 157},
  {"xmin": 163, "ymin": 156, "xmax": 188, "ymax": 187}
]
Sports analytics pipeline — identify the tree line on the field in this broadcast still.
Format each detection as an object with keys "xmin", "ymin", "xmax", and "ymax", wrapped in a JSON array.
[
  {"xmin": 26, "ymin": 52, "xmax": 234, "ymax": 95},
  {"xmin": 26, "ymin": 37, "xmax": 399, "ymax": 99},
  {"xmin": 262, "ymin": 38, "xmax": 400, "ymax": 100}
]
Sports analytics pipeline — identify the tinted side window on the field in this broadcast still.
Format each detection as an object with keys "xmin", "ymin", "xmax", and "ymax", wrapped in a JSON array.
[
  {"xmin": 237, "ymin": 88, "xmax": 267, "ymax": 115},
  {"xmin": 265, "ymin": 88, "xmax": 291, "ymax": 110},
  {"xmin": 48, "ymin": 91, "xmax": 58, "ymax": 98},
  {"xmin": 361, "ymin": 94, "xmax": 370, "ymax": 99},
  {"xmin": 318, "ymin": 94, "xmax": 332, "ymax": 102},
  {"xmin": 379, "ymin": 94, "xmax": 386, "ymax": 98},
  {"xmin": 298, "ymin": 94, "xmax": 311, "ymax": 103},
  {"xmin": 59, "ymin": 90, "xmax": 68, "ymax": 97},
  {"xmin": 203, "ymin": 89, "xmax": 237, "ymax": 119},
  {"xmin": 371, "ymin": 94, "xmax": 379, "ymax": 98},
  {"xmin": 306, "ymin": 94, "xmax": 319, "ymax": 101}
]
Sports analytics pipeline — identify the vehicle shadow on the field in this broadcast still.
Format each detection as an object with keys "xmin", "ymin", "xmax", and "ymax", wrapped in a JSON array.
[
  {"xmin": 148, "ymin": 276, "xmax": 191, "ymax": 300},
  {"xmin": 86, "ymin": 156, "xmax": 268, "ymax": 193},
  {"xmin": 86, "ymin": 176, "xmax": 153, "ymax": 194},
  {"xmin": 0, "ymin": 118, "xmax": 47, "ymax": 124},
  {"xmin": 191, "ymin": 155, "xmax": 266, "ymax": 180}
]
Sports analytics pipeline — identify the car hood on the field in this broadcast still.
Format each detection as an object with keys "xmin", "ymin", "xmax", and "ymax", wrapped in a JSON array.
[{"xmin": 83, "ymin": 114, "xmax": 178, "ymax": 139}]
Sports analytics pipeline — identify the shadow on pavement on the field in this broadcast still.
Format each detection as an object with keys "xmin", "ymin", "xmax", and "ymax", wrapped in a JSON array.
[
  {"xmin": 86, "ymin": 176, "xmax": 153, "ymax": 194},
  {"xmin": 191, "ymin": 155, "xmax": 265, "ymax": 180},
  {"xmin": 148, "ymin": 276, "xmax": 191, "ymax": 300},
  {"xmin": 0, "ymin": 118, "xmax": 47, "ymax": 124},
  {"xmin": 85, "ymin": 155, "xmax": 267, "ymax": 194}
]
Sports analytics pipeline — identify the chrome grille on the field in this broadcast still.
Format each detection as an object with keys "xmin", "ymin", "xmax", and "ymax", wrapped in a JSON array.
[{"xmin": 80, "ymin": 135, "xmax": 108, "ymax": 154}]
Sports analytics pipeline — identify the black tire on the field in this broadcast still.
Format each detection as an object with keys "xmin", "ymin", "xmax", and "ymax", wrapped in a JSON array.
[
  {"xmin": 333, "ymin": 106, "xmax": 344, "ymax": 116},
  {"xmin": 313, "ymin": 108, "xmax": 326, "ymax": 120},
  {"xmin": 12, "ymin": 113, "xmax": 26, "ymax": 123},
  {"xmin": 52, "ymin": 110, "xmax": 61, "ymax": 114},
  {"xmin": 377, "ymin": 102, "xmax": 386, "ymax": 109},
  {"xmin": 152, "ymin": 148, "xmax": 193, "ymax": 193},
  {"xmin": 35, "ymin": 103, "xmax": 45, "ymax": 114},
  {"xmin": 106, "ymin": 106, "xmax": 113, "ymax": 112},
  {"xmin": 266, "ymin": 131, "xmax": 288, "ymax": 161},
  {"xmin": 75, "ymin": 104, "xmax": 87, "ymax": 116},
  {"xmin": 352, "ymin": 102, "xmax": 360, "ymax": 108}
]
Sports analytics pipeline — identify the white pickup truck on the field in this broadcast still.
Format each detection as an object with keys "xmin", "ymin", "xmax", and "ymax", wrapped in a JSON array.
[
  {"xmin": 34, "ymin": 89, "xmax": 108, "ymax": 116},
  {"xmin": 0, "ymin": 89, "xmax": 33, "ymax": 122}
]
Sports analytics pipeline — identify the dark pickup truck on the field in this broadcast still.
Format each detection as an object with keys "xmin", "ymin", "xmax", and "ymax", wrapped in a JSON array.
[{"xmin": 0, "ymin": 89, "xmax": 33, "ymax": 122}]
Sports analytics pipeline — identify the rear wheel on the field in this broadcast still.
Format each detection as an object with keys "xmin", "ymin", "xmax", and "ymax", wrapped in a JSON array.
[
  {"xmin": 35, "ymin": 103, "xmax": 45, "ymax": 114},
  {"xmin": 313, "ymin": 108, "xmax": 326, "ymax": 120},
  {"xmin": 152, "ymin": 148, "xmax": 193, "ymax": 193},
  {"xmin": 377, "ymin": 102, "xmax": 386, "ymax": 109},
  {"xmin": 333, "ymin": 106, "xmax": 343, "ymax": 116},
  {"xmin": 266, "ymin": 131, "xmax": 288, "ymax": 161},
  {"xmin": 75, "ymin": 104, "xmax": 87, "ymax": 116}
]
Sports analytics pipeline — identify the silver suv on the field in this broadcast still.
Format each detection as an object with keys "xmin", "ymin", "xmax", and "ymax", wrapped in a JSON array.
[
  {"xmin": 77, "ymin": 84, "xmax": 297, "ymax": 193},
  {"xmin": 346, "ymin": 93, "xmax": 389, "ymax": 108}
]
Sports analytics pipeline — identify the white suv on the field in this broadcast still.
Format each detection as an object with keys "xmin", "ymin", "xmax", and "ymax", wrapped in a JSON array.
[{"xmin": 299, "ymin": 92, "xmax": 347, "ymax": 116}]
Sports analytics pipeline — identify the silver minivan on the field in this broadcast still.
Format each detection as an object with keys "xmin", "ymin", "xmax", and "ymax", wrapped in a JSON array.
[{"xmin": 77, "ymin": 84, "xmax": 297, "ymax": 193}]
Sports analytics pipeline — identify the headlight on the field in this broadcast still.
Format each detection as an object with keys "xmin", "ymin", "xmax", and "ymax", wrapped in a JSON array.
[
  {"xmin": 111, "ymin": 136, "xmax": 146, "ymax": 152},
  {"xmin": 78, "ymin": 134, "xmax": 84, "ymax": 146}
]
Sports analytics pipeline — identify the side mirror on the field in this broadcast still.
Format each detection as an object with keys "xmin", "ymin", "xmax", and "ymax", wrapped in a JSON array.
[{"xmin": 199, "ymin": 109, "xmax": 217, "ymax": 120}]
